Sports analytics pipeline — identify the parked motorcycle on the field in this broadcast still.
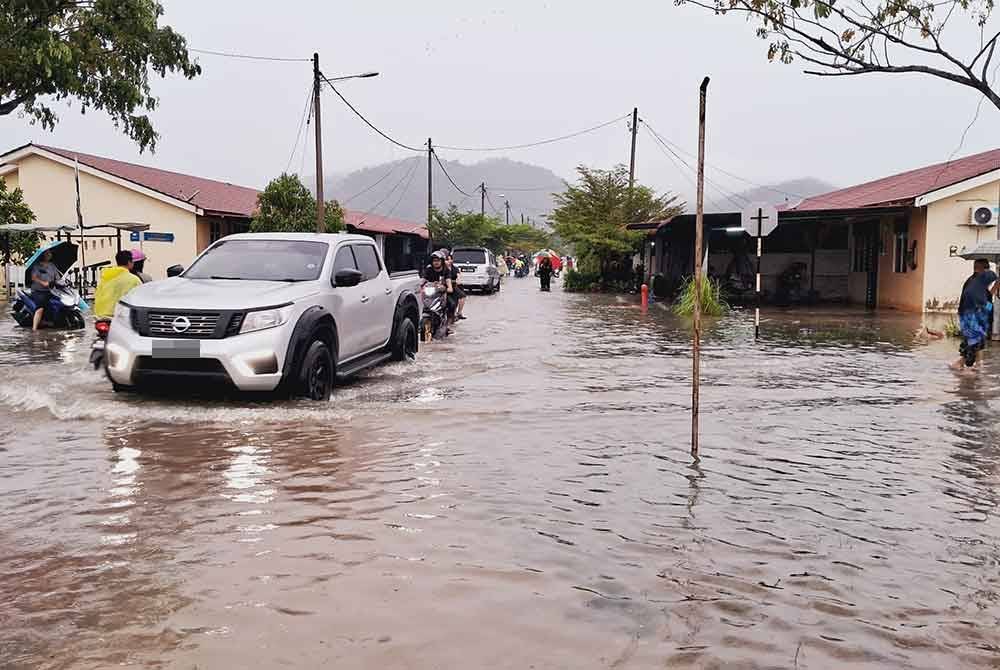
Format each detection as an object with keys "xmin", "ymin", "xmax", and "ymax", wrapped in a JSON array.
[
  {"xmin": 420, "ymin": 282, "xmax": 449, "ymax": 341},
  {"xmin": 89, "ymin": 318, "xmax": 111, "ymax": 369},
  {"xmin": 11, "ymin": 279, "xmax": 86, "ymax": 329}
]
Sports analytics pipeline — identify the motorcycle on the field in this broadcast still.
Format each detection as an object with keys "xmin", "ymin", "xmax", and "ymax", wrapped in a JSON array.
[
  {"xmin": 89, "ymin": 318, "xmax": 111, "ymax": 369},
  {"xmin": 11, "ymin": 279, "xmax": 86, "ymax": 329},
  {"xmin": 10, "ymin": 240, "xmax": 87, "ymax": 330},
  {"xmin": 420, "ymin": 282, "xmax": 449, "ymax": 342}
]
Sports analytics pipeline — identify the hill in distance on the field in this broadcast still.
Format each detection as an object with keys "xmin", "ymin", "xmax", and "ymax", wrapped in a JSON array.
[
  {"xmin": 735, "ymin": 177, "xmax": 837, "ymax": 207},
  {"xmin": 325, "ymin": 157, "xmax": 566, "ymax": 225}
]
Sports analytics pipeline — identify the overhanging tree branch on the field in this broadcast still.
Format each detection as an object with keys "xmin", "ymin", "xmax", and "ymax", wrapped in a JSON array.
[{"xmin": 681, "ymin": 0, "xmax": 1000, "ymax": 112}]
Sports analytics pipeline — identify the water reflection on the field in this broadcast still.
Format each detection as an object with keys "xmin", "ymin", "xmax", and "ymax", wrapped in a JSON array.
[{"xmin": 3, "ymin": 290, "xmax": 1000, "ymax": 668}]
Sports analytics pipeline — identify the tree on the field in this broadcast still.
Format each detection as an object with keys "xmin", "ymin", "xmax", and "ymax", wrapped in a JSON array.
[
  {"xmin": 0, "ymin": 176, "xmax": 38, "ymax": 264},
  {"xmin": 551, "ymin": 165, "xmax": 683, "ymax": 280},
  {"xmin": 251, "ymin": 173, "xmax": 344, "ymax": 234},
  {"xmin": 1, "ymin": 0, "xmax": 201, "ymax": 151},
  {"xmin": 429, "ymin": 204, "xmax": 552, "ymax": 253},
  {"xmin": 679, "ymin": 0, "xmax": 1000, "ymax": 111}
]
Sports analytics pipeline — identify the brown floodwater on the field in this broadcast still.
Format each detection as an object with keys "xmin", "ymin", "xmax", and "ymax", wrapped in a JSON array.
[{"xmin": 2, "ymin": 281, "xmax": 999, "ymax": 669}]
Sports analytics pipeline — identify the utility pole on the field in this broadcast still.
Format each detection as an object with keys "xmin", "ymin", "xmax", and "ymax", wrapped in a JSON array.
[
  {"xmin": 313, "ymin": 53, "xmax": 325, "ymax": 233},
  {"xmin": 521, "ymin": 213, "xmax": 524, "ymax": 225},
  {"xmin": 427, "ymin": 138, "xmax": 433, "ymax": 230},
  {"xmin": 628, "ymin": 107, "xmax": 638, "ymax": 199},
  {"xmin": 691, "ymin": 78, "xmax": 709, "ymax": 458},
  {"xmin": 505, "ymin": 200, "xmax": 510, "ymax": 227},
  {"xmin": 480, "ymin": 182, "xmax": 486, "ymax": 219}
]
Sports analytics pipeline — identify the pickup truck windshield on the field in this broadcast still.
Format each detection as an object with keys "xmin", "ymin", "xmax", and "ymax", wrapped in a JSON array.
[
  {"xmin": 452, "ymin": 249, "xmax": 486, "ymax": 264},
  {"xmin": 185, "ymin": 240, "xmax": 329, "ymax": 281}
]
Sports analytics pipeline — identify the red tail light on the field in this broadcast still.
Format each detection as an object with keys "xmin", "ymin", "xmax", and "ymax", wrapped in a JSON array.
[{"xmin": 95, "ymin": 320, "xmax": 111, "ymax": 336}]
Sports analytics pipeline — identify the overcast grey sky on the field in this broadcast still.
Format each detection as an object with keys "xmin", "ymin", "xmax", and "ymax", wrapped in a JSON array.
[{"xmin": 1, "ymin": 0, "xmax": 997, "ymax": 209}]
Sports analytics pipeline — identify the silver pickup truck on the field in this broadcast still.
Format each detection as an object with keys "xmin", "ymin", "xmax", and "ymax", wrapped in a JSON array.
[{"xmin": 103, "ymin": 233, "xmax": 422, "ymax": 399}]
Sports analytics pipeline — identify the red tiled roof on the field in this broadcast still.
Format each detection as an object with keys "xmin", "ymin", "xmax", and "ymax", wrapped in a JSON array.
[
  {"xmin": 344, "ymin": 210, "xmax": 429, "ymax": 239},
  {"xmin": 33, "ymin": 144, "xmax": 261, "ymax": 218},
  {"xmin": 11, "ymin": 143, "xmax": 429, "ymax": 236},
  {"xmin": 790, "ymin": 147, "xmax": 1000, "ymax": 213}
]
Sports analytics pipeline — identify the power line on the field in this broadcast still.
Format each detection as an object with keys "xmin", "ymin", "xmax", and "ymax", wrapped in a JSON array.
[
  {"xmin": 320, "ymin": 74, "xmax": 425, "ymax": 152},
  {"xmin": 436, "ymin": 114, "xmax": 630, "ymax": 152},
  {"xmin": 189, "ymin": 47, "xmax": 310, "ymax": 63},
  {"xmin": 286, "ymin": 85, "xmax": 314, "ymax": 173},
  {"xmin": 432, "ymin": 151, "xmax": 474, "ymax": 197},
  {"xmin": 343, "ymin": 157, "xmax": 417, "ymax": 205},
  {"xmin": 643, "ymin": 124, "xmax": 745, "ymax": 210},
  {"xmin": 644, "ymin": 126, "xmax": 724, "ymax": 212},
  {"xmin": 642, "ymin": 120, "xmax": 804, "ymax": 203},
  {"xmin": 386, "ymin": 160, "xmax": 421, "ymax": 217},
  {"xmin": 364, "ymin": 157, "xmax": 420, "ymax": 215},
  {"xmin": 485, "ymin": 190, "xmax": 502, "ymax": 215}
]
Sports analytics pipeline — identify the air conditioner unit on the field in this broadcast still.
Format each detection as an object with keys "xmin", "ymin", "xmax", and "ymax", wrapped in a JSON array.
[{"xmin": 969, "ymin": 206, "xmax": 1000, "ymax": 226}]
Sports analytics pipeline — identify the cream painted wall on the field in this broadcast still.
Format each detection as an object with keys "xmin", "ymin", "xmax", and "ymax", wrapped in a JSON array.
[
  {"xmin": 12, "ymin": 154, "xmax": 199, "ymax": 280},
  {"xmin": 923, "ymin": 179, "xmax": 1000, "ymax": 312},
  {"xmin": 876, "ymin": 210, "xmax": 926, "ymax": 312},
  {"xmin": 3, "ymin": 171, "xmax": 19, "ymax": 191}
]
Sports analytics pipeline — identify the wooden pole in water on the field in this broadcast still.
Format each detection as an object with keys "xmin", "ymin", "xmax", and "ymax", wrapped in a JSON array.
[{"xmin": 692, "ymin": 77, "xmax": 709, "ymax": 458}]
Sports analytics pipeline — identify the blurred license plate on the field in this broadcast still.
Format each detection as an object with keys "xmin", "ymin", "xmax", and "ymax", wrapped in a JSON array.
[
  {"xmin": 152, "ymin": 340, "xmax": 200, "ymax": 358},
  {"xmin": 460, "ymin": 266, "xmax": 477, "ymax": 272}
]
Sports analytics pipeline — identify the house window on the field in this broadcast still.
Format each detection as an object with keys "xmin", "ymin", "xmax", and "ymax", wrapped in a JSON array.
[
  {"xmin": 210, "ymin": 221, "xmax": 223, "ymax": 243},
  {"xmin": 893, "ymin": 221, "xmax": 909, "ymax": 274}
]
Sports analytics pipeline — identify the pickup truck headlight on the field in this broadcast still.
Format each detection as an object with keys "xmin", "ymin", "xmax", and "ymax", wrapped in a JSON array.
[
  {"xmin": 112, "ymin": 303, "xmax": 132, "ymax": 331},
  {"xmin": 240, "ymin": 304, "xmax": 293, "ymax": 335}
]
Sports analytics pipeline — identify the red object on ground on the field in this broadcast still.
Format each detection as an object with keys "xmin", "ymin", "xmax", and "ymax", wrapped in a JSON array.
[{"xmin": 641, "ymin": 284, "xmax": 649, "ymax": 312}]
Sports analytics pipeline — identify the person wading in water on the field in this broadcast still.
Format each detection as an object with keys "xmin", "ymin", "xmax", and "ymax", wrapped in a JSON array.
[{"xmin": 951, "ymin": 258, "xmax": 999, "ymax": 371}]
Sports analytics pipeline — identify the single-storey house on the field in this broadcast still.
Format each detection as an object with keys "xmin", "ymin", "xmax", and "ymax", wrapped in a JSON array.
[
  {"xmin": 635, "ymin": 147, "xmax": 1000, "ymax": 312},
  {"xmin": 0, "ymin": 143, "xmax": 429, "ymax": 283}
]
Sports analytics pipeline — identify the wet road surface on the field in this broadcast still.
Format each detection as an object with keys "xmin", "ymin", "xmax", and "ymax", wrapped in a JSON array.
[{"xmin": 2, "ymin": 279, "xmax": 1000, "ymax": 669}]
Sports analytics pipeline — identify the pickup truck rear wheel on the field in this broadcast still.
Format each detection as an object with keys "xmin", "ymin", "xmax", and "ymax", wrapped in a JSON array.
[
  {"xmin": 300, "ymin": 340, "xmax": 334, "ymax": 400},
  {"xmin": 391, "ymin": 315, "xmax": 418, "ymax": 361}
]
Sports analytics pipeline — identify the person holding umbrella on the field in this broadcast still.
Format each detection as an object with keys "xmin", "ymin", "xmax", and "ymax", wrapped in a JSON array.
[{"xmin": 537, "ymin": 254, "xmax": 554, "ymax": 292}]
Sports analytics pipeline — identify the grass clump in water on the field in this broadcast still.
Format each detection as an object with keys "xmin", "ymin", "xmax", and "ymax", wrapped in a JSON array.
[
  {"xmin": 944, "ymin": 317, "xmax": 961, "ymax": 337},
  {"xmin": 672, "ymin": 276, "xmax": 729, "ymax": 317}
]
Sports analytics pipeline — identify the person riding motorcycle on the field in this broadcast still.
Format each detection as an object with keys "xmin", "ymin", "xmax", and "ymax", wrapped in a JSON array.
[
  {"xmin": 93, "ymin": 250, "xmax": 142, "ymax": 319},
  {"xmin": 130, "ymin": 248, "xmax": 152, "ymax": 283},
  {"xmin": 444, "ymin": 253, "xmax": 466, "ymax": 320},
  {"xmin": 422, "ymin": 251, "xmax": 453, "ymax": 291}
]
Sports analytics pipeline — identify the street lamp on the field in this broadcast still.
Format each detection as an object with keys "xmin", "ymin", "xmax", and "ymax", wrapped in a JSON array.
[{"xmin": 325, "ymin": 71, "xmax": 379, "ymax": 82}]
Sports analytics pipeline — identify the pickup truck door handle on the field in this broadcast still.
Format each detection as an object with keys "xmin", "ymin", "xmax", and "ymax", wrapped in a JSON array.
[
  {"xmin": 360, "ymin": 296, "xmax": 370, "ymax": 304},
  {"xmin": 384, "ymin": 287, "xmax": 392, "ymax": 295}
]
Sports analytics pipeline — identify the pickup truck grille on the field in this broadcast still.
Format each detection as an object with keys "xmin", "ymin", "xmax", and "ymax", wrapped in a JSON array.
[
  {"xmin": 132, "ymin": 308, "xmax": 245, "ymax": 339},
  {"xmin": 148, "ymin": 312, "xmax": 219, "ymax": 337}
]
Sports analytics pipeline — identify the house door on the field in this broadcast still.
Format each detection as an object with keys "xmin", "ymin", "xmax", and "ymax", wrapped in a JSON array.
[{"xmin": 852, "ymin": 223, "xmax": 880, "ymax": 309}]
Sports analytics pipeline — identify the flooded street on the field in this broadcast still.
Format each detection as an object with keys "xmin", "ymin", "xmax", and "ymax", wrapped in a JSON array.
[{"xmin": 3, "ymin": 279, "xmax": 1000, "ymax": 669}]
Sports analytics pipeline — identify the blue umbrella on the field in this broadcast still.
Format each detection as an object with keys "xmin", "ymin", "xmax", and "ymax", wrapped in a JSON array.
[{"xmin": 24, "ymin": 239, "xmax": 79, "ymax": 275}]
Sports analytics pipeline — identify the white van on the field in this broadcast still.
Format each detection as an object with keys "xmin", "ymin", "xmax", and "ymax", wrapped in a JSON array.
[{"xmin": 452, "ymin": 246, "xmax": 501, "ymax": 294}]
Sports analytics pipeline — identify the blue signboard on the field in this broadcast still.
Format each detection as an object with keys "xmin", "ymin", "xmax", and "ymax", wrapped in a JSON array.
[
  {"xmin": 130, "ymin": 231, "xmax": 140, "ymax": 241},
  {"xmin": 143, "ymin": 232, "xmax": 174, "ymax": 243}
]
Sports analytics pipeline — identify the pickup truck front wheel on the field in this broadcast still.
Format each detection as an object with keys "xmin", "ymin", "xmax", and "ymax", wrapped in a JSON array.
[{"xmin": 299, "ymin": 340, "xmax": 334, "ymax": 401}]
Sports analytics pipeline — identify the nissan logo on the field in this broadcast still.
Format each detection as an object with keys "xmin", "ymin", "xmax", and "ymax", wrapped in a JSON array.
[{"xmin": 171, "ymin": 316, "xmax": 191, "ymax": 333}]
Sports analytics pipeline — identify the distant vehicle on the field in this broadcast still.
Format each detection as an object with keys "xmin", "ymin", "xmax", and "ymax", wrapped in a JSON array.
[
  {"xmin": 102, "ymin": 233, "xmax": 421, "ymax": 399},
  {"xmin": 452, "ymin": 246, "xmax": 501, "ymax": 294}
]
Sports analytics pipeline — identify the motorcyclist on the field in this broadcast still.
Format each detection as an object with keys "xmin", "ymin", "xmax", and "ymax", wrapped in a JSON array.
[
  {"xmin": 444, "ymin": 253, "xmax": 466, "ymax": 320},
  {"xmin": 93, "ymin": 250, "xmax": 142, "ymax": 319},
  {"xmin": 29, "ymin": 249, "xmax": 62, "ymax": 331},
  {"xmin": 422, "ymin": 251, "xmax": 452, "ymax": 292},
  {"xmin": 130, "ymin": 248, "xmax": 152, "ymax": 283}
]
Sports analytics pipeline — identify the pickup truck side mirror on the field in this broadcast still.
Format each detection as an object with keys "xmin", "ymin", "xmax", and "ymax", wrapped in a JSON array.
[
  {"xmin": 166, "ymin": 264, "xmax": 184, "ymax": 277},
  {"xmin": 334, "ymin": 268, "xmax": 363, "ymax": 287}
]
